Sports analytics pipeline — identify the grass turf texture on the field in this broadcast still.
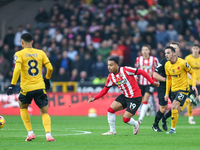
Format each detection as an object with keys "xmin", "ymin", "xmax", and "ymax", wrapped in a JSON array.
[{"xmin": 0, "ymin": 116, "xmax": 200, "ymax": 150}]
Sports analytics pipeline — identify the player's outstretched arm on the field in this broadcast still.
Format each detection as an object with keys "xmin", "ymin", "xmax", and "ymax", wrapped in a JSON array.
[
  {"xmin": 153, "ymin": 72, "xmax": 166, "ymax": 82},
  {"xmin": 88, "ymin": 98, "xmax": 95, "ymax": 104},
  {"xmin": 136, "ymin": 69, "xmax": 159, "ymax": 87},
  {"xmin": 88, "ymin": 87, "xmax": 109, "ymax": 104}
]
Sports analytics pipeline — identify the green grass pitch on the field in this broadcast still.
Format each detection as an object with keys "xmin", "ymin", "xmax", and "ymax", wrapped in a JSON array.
[{"xmin": 0, "ymin": 115, "xmax": 200, "ymax": 150}]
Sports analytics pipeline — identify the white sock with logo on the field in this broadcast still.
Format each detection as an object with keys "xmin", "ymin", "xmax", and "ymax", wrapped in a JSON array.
[
  {"xmin": 108, "ymin": 112, "xmax": 116, "ymax": 132},
  {"xmin": 127, "ymin": 118, "xmax": 138, "ymax": 126}
]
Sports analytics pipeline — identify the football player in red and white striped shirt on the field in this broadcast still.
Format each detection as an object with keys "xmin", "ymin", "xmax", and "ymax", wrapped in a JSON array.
[
  {"xmin": 88, "ymin": 57, "xmax": 159, "ymax": 135},
  {"xmin": 135, "ymin": 45, "xmax": 159, "ymax": 124}
]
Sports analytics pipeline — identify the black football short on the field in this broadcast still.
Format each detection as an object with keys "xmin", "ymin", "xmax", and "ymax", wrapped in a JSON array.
[
  {"xmin": 157, "ymin": 87, "xmax": 172, "ymax": 106},
  {"xmin": 170, "ymin": 91, "xmax": 188, "ymax": 106},
  {"xmin": 19, "ymin": 89, "xmax": 48, "ymax": 108},
  {"xmin": 115, "ymin": 94, "xmax": 142, "ymax": 115},
  {"xmin": 139, "ymin": 84, "xmax": 154, "ymax": 96}
]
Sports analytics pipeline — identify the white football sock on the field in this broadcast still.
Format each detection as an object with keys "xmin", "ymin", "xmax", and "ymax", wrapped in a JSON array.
[
  {"xmin": 28, "ymin": 130, "xmax": 34, "ymax": 135},
  {"xmin": 126, "ymin": 118, "xmax": 138, "ymax": 126},
  {"xmin": 108, "ymin": 112, "xmax": 116, "ymax": 132},
  {"xmin": 46, "ymin": 132, "xmax": 52, "ymax": 137},
  {"xmin": 139, "ymin": 103, "xmax": 149, "ymax": 121}
]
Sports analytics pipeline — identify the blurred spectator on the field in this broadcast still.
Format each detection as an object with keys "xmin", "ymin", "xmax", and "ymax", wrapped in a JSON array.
[
  {"xmin": 172, "ymin": 12, "xmax": 183, "ymax": 34},
  {"xmin": 167, "ymin": 24, "xmax": 178, "ymax": 42},
  {"xmin": 137, "ymin": 15, "xmax": 149, "ymax": 32},
  {"xmin": 156, "ymin": 24, "xmax": 170, "ymax": 46},
  {"xmin": 54, "ymin": 67, "xmax": 70, "ymax": 81},
  {"xmin": 79, "ymin": 71, "xmax": 89, "ymax": 82},
  {"xmin": 0, "ymin": 53, "xmax": 10, "ymax": 81},
  {"xmin": 2, "ymin": 44, "xmax": 13, "ymax": 66},
  {"xmin": 91, "ymin": 54, "xmax": 108, "ymax": 78},
  {"xmin": 92, "ymin": 31, "xmax": 102, "ymax": 49},
  {"xmin": 35, "ymin": 7, "xmax": 49, "ymax": 29},
  {"xmin": 14, "ymin": 25, "xmax": 27, "ymax": 48},
  {"xmin": 110, "ymin": 43, "xmax": 124, "ymax": 65},
  {"xmin": 80, "ymin": 52, "xmax": 93, "ymax": 77},
  {"xmin": 96, "ymin": 40, "xmax": 111, "ymax": 62},
  {"xmin": 70, "ymin": 68, "xmax": 79, "ymax": 81},
  {"xmin": 67, "ymin": 46, "xmax": 78, "ymax": 62},
  {"xmin": 92, "ymin": 76, "xmax": 106, "ymax": 85},
  {"xmin": 60, "ymin": 51, "xmax": 73, "ymax": 74},
  {"xmin": 3, "ymin": 27, "xmax": 15, "ymax": 49}
]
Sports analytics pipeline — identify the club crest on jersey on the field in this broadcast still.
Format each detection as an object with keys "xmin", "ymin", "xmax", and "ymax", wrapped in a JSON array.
[
  {"xmin": 196, "ymin": 63, "xmax": 198, "ymax": 66},
  {"xmin": 172, "ymin": 69, "xmax": 175, "ymax": 73},
  {"xmin": 177, "ymin": 66, "xmax": 180, "ymax": 70},
  {"xmin": 143, "ymin": 65, "xmax": 151, "ymax": 69}
]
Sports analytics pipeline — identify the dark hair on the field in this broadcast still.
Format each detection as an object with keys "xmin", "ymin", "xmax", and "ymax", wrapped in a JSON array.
[
  {"xmin": 171, "ymin": 42, "xmax": 179, "ymax": 48},
  {"xmin": 165, "ymin": 46, "xmax": 175, "ymax": 52},
  {"xmin": 192, "ymin": 43, "xmax": 200, "ymax": 48},
  {"xmin": 142, "ymin": 44, "xmax": 150, "ymax": 50},
  {"xmin": 108, "ymin": 57, "xmax": 119, "ymax": 65},
  {"xmin": 21, "ymin": 33, "xmax": 32, "ymax": 42}
]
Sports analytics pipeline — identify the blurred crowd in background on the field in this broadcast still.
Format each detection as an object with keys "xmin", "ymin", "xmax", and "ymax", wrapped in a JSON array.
[{"xmin": 1, "ymin": 0, "xmax": 200, "ymax": 85}]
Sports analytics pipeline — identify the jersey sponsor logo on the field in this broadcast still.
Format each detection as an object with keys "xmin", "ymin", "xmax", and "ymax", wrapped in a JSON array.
[{"xmin": 186, "ymin": 63, "xmax": 189, "ymax": 68}]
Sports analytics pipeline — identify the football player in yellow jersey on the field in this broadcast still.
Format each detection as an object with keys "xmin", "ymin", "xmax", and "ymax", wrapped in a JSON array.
[
  {"xmin": 164, "ymin": 46, "xmax": 198, "ymax": 134},
  {"xmin": 185, "ymin": 44, "xmax": 200, "ymax": 124},
  {"xmin": 7, "ymin": 33, "xmax": 55, "ymax": 141}
]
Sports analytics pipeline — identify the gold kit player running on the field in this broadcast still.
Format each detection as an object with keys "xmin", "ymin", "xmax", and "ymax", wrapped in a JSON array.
[
  {"xmin": 88, "ymin": 57, "xmax": 159, "ymax": 135},
  {"xmin": 164, "ymin": 46, "xmax": 198, "ymax": 134},
  {"xmin": 185, "ymin": 44, "xmax": 200, "ymax": 124},
  {"xmin": 7, "ymin": 33, "xmax": 55, "ymax": 141}
]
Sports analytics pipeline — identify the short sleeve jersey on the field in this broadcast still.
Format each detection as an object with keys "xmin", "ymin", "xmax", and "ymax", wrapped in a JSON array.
[
  {"xmin": 105, "ymin": 66, "xmax": 142, "ymax": 98},
  {"xmin": 165, "ymin": 57, "xmax": 191, "ymax": 92},
  {"xmin": 185, "ymin": 54, "xmax": 200, "ymax": 85},
  {"xmin": 13, "ymin": 48, "xmax": 50, "ymax": 92}
]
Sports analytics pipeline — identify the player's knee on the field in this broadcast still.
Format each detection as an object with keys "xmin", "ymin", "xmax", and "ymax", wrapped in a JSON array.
[
  {"xmin": 160, "ymin": 106, "xmax": 167, "ymax": 113},
  {"xmin": 122, "ymin": 117, "xmax": 130, "ymax": 123},
  {"xmin": 107, "ymin": 107, "xmax": 115, "ymax": 113}
]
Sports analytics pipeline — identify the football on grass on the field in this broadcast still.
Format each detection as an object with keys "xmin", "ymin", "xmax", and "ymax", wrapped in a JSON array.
[{"xmin": 0, "ymin": 116, "xmax": 5, "ymax": 129}]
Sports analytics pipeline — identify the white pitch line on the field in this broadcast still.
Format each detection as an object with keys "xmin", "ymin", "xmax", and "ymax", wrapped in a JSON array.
[{"xmin": 0, "ymin": 128, "xmax": 92, "ymax": 137}]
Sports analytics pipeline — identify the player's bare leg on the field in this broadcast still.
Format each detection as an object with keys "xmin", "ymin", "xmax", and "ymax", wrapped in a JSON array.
[
  {"xmin": 102, "ymin": 101, "xmax": 123, "ymax": 135},
  {"xmin": 40, "ymin": 105, "xmax": 55, "ymax": 141},
  {"xmin": 123, "ymin": 111, "xmax": 139, "ymax": 135},
  {"xmin": 138, "ymin": 92, "xmax": 151, "ymax": 123}
]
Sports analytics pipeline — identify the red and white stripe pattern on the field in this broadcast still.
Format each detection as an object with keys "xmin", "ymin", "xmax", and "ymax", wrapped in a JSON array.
[
  {"xmin": 105, "ymin": 67, "xmax": 142, "ymax": 98},
  {"xmin": 135, "ymin": 56, "xmax": 159, "ymax": 85}
]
